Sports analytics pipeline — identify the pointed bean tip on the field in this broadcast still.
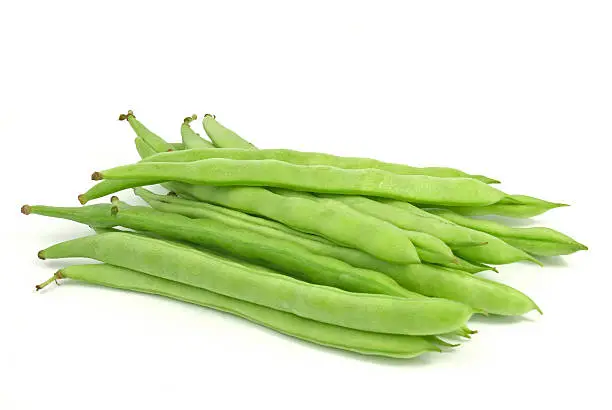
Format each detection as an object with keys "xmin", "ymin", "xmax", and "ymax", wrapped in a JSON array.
[
  {"xmin": 37, "ymin": 250, "xmax": 46, "ymax": 260},
  {"xmin": 20, "ymin": 205, "xmax": 31, "ymax": 215}
]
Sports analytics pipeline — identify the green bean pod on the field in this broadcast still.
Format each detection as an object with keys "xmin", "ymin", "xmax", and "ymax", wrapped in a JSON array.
[
  {"xmin": 118, "ymin": 111, "xmax": 173, "ymax": 153},
  {"xmin": 87, "ymin": 139, "xmax": 422, "ymax": 264},
  {"xmin": 133, "ymin": 189, "xmax": 535, "ymax": 315},
  {"xmin": 337, "ymin": 196, "xmax": 541, "ymax": 265},
  {"xmin": 165, "ymin": 183, "xmax": 420, "ymax": 263},
  {"xmin": 202, "ymin": 114, "xmax": 256, "ymax": 150},
  {"xmin": 38, "ymin": 264, "xmax": 440, "ymax": 358},
  {"xmin": 143, "ymin": 147, "xmax": 499, "ymax": 184},
  {"xmin": 22, "ymin": 203, "xmax": 417, "ymax": 297},
  {"xmin": 38, "ymin": 232, "xmax": 472, "ymax": 335},
  {"xmin": 439, "ymin": 195, "xmax": 568, "ymax": 218},
  {"xmin": 94, "ymin": 159, "xmax": 507, "ymax": 206},
  {"xmin": 428, "ymin": 209, "xmax": 587, "ymax": 256},
  {"xmin": 181, "ymin": 115, "xmax": 215, "ymax": 149}
]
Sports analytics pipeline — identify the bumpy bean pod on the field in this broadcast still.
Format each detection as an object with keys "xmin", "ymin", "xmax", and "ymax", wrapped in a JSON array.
[
  {"xmin": 163, "ymin": 183, "xmax": 420, "ymax": 263},
  {"xmin": 141, "ymin": 147, "xmax": 500, "ymax": 184},
  {"xmin": 38, "ymin": 232, "xmax": 472, "ymax": 335},
  {"xmin": 338, "ymin": 196, "xmax": 541, "ymax": 265},
  {"xmin": 202, "ymin": 114, "xmax": 256, "ymax": 150},
  {"xmin": 133, "ymin": 189, "xmax": 537, "ymax": 316},
  {"xmin": 428, "ymin": 209, "xmax": 587, "ymax": 256},
  {"xmin": 22, "ymin": 203, "xmax": 417, "ymax": 297},
  {"xmin": 181, "ymin": 115, "xmax": 215, "ymax": 149},
  {"xmin": 93, "ymin": 159, "xmax": 507, "ymax": 206},
  {"xmin": 37, "ymin": 264, "xmax": 441, "ymax": 358}
]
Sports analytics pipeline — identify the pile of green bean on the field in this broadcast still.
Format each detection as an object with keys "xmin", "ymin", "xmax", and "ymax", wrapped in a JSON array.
[{"xmin": 23, "ymin": 111, "xmax": 587, "ymax": 359}]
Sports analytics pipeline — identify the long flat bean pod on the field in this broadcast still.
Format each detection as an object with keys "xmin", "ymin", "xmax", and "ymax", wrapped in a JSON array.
[
  {"xmin": 93, "ymin": 159, "xmax": 507, "ymax": 206},
  {"xmin": 37, "ymin": 264, "xmax": 440, "ymax": 358},
  {"xmin": 38, "ymin": 232, "xmax": 472, "ymax": 335},
  {"xmin": 181, "ymin": 115, "xmax": 215, "ymax": 149},
  {"xmin": 133, "ymin": 189, "xmax": 536, "ymax": 315},
  {"xmin": 96, "ymin": 138, "xmax": 422, "ymax": 264},
  {"xmin": 22, "ymin": 203, "xmax": 418, "ymax": 297},
  {"xmin": 338, "ymin": 196, "xmax": 541, "ymax": 265},
  {"xmin": 143, "ymin": 147, "xmax": 500, "ymax": 184},
  {"xmin": 428, "ymin": 209, "xmax": 587, "ymax": 256},
  {"xmin": 163, "ymin": 183, "xmax": 420, "ymax": 263}
]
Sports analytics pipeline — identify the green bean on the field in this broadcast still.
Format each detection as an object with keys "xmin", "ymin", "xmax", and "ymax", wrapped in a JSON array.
[
  {"xmin": 203, "ymin": 114, "xmax": 256, "ymax": 149},
  {"xmin": 167, "ymin": 183, "xmax": 420, "ymax": 263},
  {"xmin": 428, "ymin": 209, "xmax": 587, "ymax": 256},
  {"xmin": 181, "ymin": 115, "xmax": 215, "ymax": 149},
  {"xmin": 438, "ymin": 195, "xmax": 568, "ymax": 218},
  {"xmin": 22, "ymin": 203, "xmax": 418, "ymax": 297},
  {"xmin": 88, "ymin": 138, "xmax": 421, "ymax": 264},
  {"xmin": 93, "ymin": 159, "xmax": 507, "ymax": 206},
  {"xmin": 38, "ymin": 231, "xmax": 472, "ymax": 335},
  {"xmin": 143, "ymin": 147, "xmax": 500, "ymax": 184},
  {"xmin": 381, "ymin": 264, "xmax": 541, "ymax": 316},
  {"xmin": 36, "ymin": 264, "xmax": 441, "ymax": 358},
  {"xmin": 131, "ymin": 189, "xmax": 533, "ymax": 315},
  {"xmin": 337, "ymin": 196, "xmax": 541, "ymax": 265},
  {"xmin": 118, "ymin": 110, "xmax": 173, "ymax": 153}
]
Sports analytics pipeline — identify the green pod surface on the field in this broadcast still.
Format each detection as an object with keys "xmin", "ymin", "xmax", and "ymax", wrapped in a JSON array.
[
  {"xmin": 39, "ymin": 232, "xmax": 472, "ymax": 335},
  {"xmin": 142, "ymin": 148, "xmax": 499, "ymax": 184},
  {"xmin": 181, "ymin": 115, "xmax": 215, "ymax": 149},
  {"xmin": 46, "ymin": 264, "xmax": 440, "ymax": 358},
  {"xmin": 434, "ymin": 257, "xmax": 497, "ymax": 274},
  {"xmin": 132, "ymin": 189, "xmax": 534, "ymax": 315},
  {"xmin": 339, "ymin": 196, "xmax": 540, "ymax": 266},
  {"xmin": 164, "ymin": 183, "xmax": 420, "ymax": 264},
  {"xmin": 95, "ymin": 159, "xmax": 506, "ymax": 206},
  {"xmin": 428, "ymin": 209, "xmax": 587, "ymax": 256},
  {"xmin": 202, "ymin": 114, "xmax": 256, "ymax": 150},
  {"xmin": 169, "ymin": 142, "xmax": 185, "ymax": 150},
  {"xmin": 119, "ymin": 111, "xmax": 173, "ymax": 153},
  {"xmin": 24, "ymin": 203, "xmax": 418, "ymax": 298},
  {"xmin": 440, "ymin": 194, "xmax": 568, "ymax": 218},
  {"xmin": 133, "ymin": 138, "xmax": 422, "ymax": 265}
]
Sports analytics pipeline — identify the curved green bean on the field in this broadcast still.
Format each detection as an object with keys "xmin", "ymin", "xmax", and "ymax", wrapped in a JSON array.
[
  {"xmin": 165, "ymin": 183, "xmax": 420, "ymax": 263},
  {"xmin": 94, "ymin": 160, "xmax": 507, "ymax": 206},
  {"xmin": 340, "ymin": 196, "xmax": 541, "ymax": 265},
  {"xmin": 23, "ymin": 202, "xmax": 417, "ymax": 297},
  {"xmin": 118, "ymin": 110, "xmax": 173, "ymax": 153},
  {"xmin": 38, "ymin": 232, "xmax": 472, "ymax": 335},
  {"xmin": 143, "ymin": 147, "xmax": 499, "ymax": 184},
  {"xmin": 181, "ymin": 114, "xmax": 215, "ymax": 149},
  {"xmin": 87, "ymin": 139, "xmax": 422, "ymax": 264},
  {"xmin": 132, "ymin": 189, "xmax": 534, "ymax": 315},
  {"xmin": 37, "ymin": 264, "xmax": 441, "ymax": 358},
  {"xmin": 428, "ymin": 209, "xmax": 587, "ymax": 256}
]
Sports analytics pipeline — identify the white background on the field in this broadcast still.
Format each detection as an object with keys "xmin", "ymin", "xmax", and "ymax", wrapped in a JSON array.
[{"xmin": 1, "ymin": 1, "xmax": 610, "ymax": 409}]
